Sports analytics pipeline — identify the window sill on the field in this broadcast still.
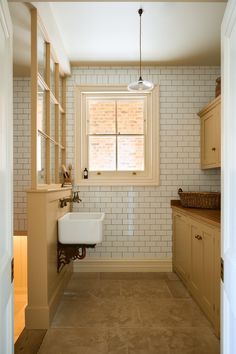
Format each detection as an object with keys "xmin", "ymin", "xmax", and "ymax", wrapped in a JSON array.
[{"xmin": 76, "ymin": 178, "xmax": 160, "ymax": 186}]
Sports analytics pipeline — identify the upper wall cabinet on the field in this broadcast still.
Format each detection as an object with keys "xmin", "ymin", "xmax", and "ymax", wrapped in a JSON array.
[{"xmin": 198, "ymin": 96, "xmax": 221, "ymax": 169}]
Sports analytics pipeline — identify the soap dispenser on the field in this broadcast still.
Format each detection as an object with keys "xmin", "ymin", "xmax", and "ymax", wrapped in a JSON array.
[{"xmin": 83, "ymin": 168, "xmax": 88, "ymax": 179}]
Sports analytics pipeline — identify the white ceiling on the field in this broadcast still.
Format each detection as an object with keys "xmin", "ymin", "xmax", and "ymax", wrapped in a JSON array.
[
  {"xmin": 9, "ymin": 3, "xmax": 31, "ymax": 76},
  {"xmin": 50, "ymin": 2, "xmax": 226, "ymax": 65},
  {"xmin": 9, "ymin": 1, "xmax": 226, "ymax": 76}
]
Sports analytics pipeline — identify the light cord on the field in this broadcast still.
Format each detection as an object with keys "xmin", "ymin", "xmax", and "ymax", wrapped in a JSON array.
[{"xmin": 138, "ymin": 8, "xmax": 143, "ymax": 81}]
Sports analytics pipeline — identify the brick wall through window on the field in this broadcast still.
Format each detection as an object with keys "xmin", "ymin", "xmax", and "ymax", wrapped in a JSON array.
[{"xmin": 87, "ymin": 99, "xmax": 145, "ymax": 171}]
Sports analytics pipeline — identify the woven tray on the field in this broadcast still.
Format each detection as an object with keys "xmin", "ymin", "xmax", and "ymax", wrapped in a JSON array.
[{"xmin": 178, "ymin": 188, "xmax": 220, "ymax": 209}]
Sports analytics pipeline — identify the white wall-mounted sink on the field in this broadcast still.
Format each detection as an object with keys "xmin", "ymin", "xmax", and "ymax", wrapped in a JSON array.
[{"xmin": 58, "ymin": 212, "xmax": 105, "ymax": 244}]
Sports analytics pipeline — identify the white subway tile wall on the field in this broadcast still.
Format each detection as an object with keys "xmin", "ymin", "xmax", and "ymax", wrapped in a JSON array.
[
  {"xmin": 13, "ymin": 66, "xmax": 221, "ymax": 260},
  {"xmin": 13, "ymin": 78, "xmax": 31, "ymax": 232},
  {"xmin": 69, "ymin": 66, "xmax": 221, "ymax": 259}
]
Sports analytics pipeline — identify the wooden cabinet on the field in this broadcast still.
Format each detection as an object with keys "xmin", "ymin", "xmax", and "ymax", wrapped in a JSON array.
[
  {"xmin": 189, "ymin": 222, "xmax": 203, "ymax": 296},
  {"xmin": 173, "ymin": 208, "xmax": 220, "ymax": 337},
  {"xmin": 173, "ymin": 212, "xmax": 190, "ymax": 281},
  {"xmin": 190, "ymin": 220, "xmax": 216, "ymax": 324},
  {"xmin": 198, "ymin": 95, "xmax": 221, "ymax": 169}
]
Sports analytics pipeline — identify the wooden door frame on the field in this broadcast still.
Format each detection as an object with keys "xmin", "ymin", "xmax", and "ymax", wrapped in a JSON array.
[
  {"xmin": 0, "ymin": 0, "xmax": 14, "ymax": 353},
  {"xmin": 221, "ymin": 0, "xmax": 236, "ymax": 352}
]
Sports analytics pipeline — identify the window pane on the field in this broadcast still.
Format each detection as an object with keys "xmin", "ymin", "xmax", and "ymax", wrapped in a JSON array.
[
  {"xmin": 37, "ymin": 27, "xmax": 45, "ymax": 79},
  {"xmin": 59, "ymin": 147, "xmax": 62, "ymax": 182},
  {"xmin": 117, "ymin": 100, "xmax": 144, "ymax": 134},
  {"xmin": 50, "ymin": 101, "xmax": 55, "ymax": 139},
  {"xmin": 50, "ymin": 142, "xmax": 55, "ymax": 183},
  {"xmin": 37, "ymin": 133, "xmax": 46, "ymax": 184},
  {"xmin": 37, "ymin": 86, "xmax": 46, "ymax": 132},
  {"xmin": 59, "ymin": 112, "xmax": 62, "ymax": 146},
  {"xmin": 59, "ymin": 76, "xmax": 63, "ymax": 107},
  {"xmin": 89, "ymin": 136, "xmax": 116, "ymax": 171},
  {"xmin": 118, "ymin": 136, "xmax": 144, "ymax": 171},
  {"xmin": 50, "ymin": 58, "xmax": 55, "ymax": 96},
  {"xmin": 88, "ymin": 100, "xmax": 116, "ymax": 134}
]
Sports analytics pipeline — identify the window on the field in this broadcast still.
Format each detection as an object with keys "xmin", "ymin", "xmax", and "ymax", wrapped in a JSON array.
[
  {"xmin": 88, "ymin": 98, "xmax": 145, "ymax": 171},
  {"xmin": 75, "ymin": 85, "xmax": 159, "ymax": 185}
]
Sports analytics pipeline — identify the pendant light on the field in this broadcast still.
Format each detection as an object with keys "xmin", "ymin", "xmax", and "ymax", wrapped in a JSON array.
[{"xmin": 128, "ymin": 8, "xmax": 154, "ymax": 92}]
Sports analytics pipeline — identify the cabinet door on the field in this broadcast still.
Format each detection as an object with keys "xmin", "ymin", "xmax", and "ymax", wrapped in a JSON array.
[
  {"xmin": 201, "ymin": 224, "xmax": 215, "ymax": 321},
  {"xmin": 173, "ymin": 213, "xmax": 190, "ymax": 281},
  {"xmin": 173, "ymin": 210, "xmax": 220, "ymax": 335},
  {"xmin": 215, "ymin": 102, "xmax": 221, "ymax": 165},
  {"xmin": 201, "ymin": 103, "xmax": 220, "ymax": 168},
  {"xmin": 214, "ymin": 229, "xmax": 220, "ymax": 336},
  {"xmin": 190, "ymin": 220, "xmax": 217, "ymax": 326},
  {"xmin": 190, "ymin": 223, "xmax": 203, "ymax": 296}
]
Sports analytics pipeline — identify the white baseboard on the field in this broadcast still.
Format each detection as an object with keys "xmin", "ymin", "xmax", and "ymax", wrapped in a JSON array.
[{"xmin": 73, "ymin": 258, "xmax": 172, "ymax": 273}]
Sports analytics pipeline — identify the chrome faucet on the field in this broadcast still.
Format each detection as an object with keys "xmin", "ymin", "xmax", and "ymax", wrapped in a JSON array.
[{"xmin": 60, "ymin": 191, "xmax": 82, "ymax": 208}]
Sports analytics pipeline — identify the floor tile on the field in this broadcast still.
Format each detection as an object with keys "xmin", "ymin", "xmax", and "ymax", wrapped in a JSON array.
[
  {"xmin": 52, "ymin": 297, "xmax": 142, "ymax": 329},
  {"xmin": 160, "ymin": 327, "xmax": 220, "ymax": 354},
  {"xmin": 120, "ymin": 279, "xmax": 172, "ymax": 300},
  {"xmin": 64, "ymin": 278, "xmax": 120, "ymax": 300},
  {"xmin": 138, "ymin": 298, "xmax": 211, "ymax": 328},
  {"xmin": 100, "ymin": 272, "xmax": 168, "ymax": 280},
  {"xmin": 15, "ymin": 329, "xmax": 47, "ymax": 354},
  {"xmin": 107, "ymin": 327, "xmax": 219, "ymax": 354},
  {"xmin": 70, "ymin": 272, "xmax": 100, "ymax": 280},
  {"xmin": 166, "ymin": 280, "xmax": 190, "ymax": 298},
  {"xmin": 107, "ymin": 328, "xmax": 169, "ymax": 354},
  {"xmin": 37, "ymin": 272, "xmax": 219, "ymax": 354},
  {"xmin": 38, "ymin": 328, "xmax": 108, "ymax": 354},
  {"xmin": 166, "ymin": 272, "xmax": 180, "ymax": 281}
]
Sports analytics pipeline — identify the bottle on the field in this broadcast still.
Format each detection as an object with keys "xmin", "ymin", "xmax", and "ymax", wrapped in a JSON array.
[{"xmin": 83, "ymin": 168, "xmax": 88, "ymax": 179}]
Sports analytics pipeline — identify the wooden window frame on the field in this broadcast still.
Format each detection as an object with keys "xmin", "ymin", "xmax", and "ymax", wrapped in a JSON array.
[
  {"xmin": 75, "ymin": 85, "xmax": 160, "ymax": 186},
  {"xmin": 31, "ymin": 8, "xmax": 66, "ymax": 189}
]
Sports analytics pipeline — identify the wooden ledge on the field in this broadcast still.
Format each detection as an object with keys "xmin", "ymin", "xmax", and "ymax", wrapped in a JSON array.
[
  {"xmin": 171, "ymin": 200, "xmax": 220, "ymax": 227},
  {"xmin": 26, "ymin": 185, "xmax": 72, "ymax": 193}
]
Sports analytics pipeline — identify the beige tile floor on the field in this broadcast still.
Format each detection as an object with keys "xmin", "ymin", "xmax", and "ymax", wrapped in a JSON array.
[{"xmin": 38, "ymin": 272, "xmax": 220, "ymax": 354}]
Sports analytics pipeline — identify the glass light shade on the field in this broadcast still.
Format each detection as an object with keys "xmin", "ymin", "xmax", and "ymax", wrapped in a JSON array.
[{"xmin": 128, "ymin": 78, "xmax": 154, "ymax": 92}]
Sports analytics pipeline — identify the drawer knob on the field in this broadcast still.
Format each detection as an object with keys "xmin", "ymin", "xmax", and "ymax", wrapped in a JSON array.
[{"xmin": 212, "ymin": 147, "xmax": 216, "ymax": 151}]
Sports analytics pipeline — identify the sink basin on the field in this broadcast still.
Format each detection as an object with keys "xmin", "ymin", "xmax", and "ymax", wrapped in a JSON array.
[{"xmin": 58, "ymin": 212, "xmax": 105, "ymax": 244}]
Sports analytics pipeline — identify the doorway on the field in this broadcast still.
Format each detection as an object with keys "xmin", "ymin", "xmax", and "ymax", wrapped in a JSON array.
[{"xmin": 13, "ymin": 235, "xmax": 27, "ymax": 342}]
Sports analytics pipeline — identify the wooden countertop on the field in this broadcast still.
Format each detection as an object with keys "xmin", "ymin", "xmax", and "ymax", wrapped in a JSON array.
[{"xmin": 171, "ymin": 200, "xmax": 220, "ymax": 228}]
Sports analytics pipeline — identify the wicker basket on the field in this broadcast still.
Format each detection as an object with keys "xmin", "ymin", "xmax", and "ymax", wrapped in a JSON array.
[{"xmin": 178, "ymin": 188, "xmax": 220, "ymax": 209}]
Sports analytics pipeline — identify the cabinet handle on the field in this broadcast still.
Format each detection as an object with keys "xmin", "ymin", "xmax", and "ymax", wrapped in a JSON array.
[
  {"xmin": 195, "ymin": 234, "xmax": 202, "ymax": 240},
  {"xmin": 212, "ymin": 147, "xmax": 216, "ymax": 151}
]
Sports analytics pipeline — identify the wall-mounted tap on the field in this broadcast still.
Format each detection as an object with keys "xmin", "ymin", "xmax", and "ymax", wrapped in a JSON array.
[
  {"xmin": 72, "ymin": 191, "xmax": 82, "ymax": 203},
  {"xmin": 59, "ymin": 191, "xmax": 82, "ymax": 208}
]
